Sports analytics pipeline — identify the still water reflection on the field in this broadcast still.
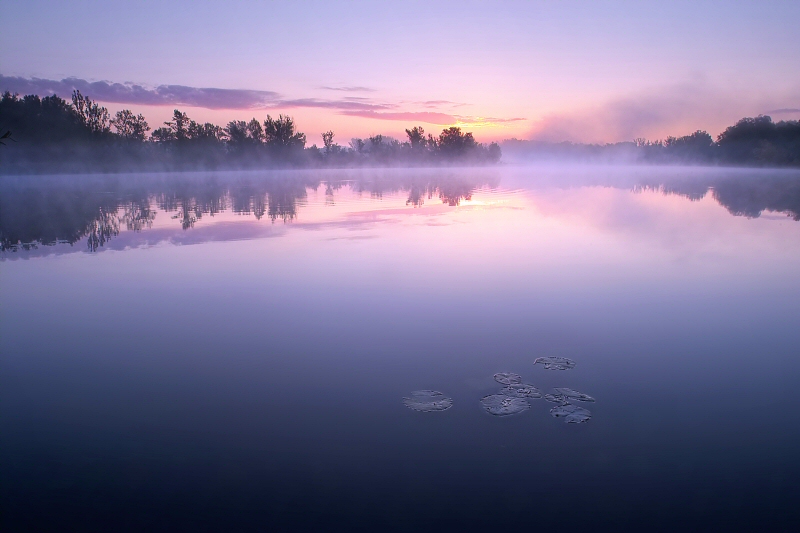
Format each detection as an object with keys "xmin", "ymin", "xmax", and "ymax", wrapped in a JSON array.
[
  {"xmin": 2, "ymin": 166, "xmax": 800, "ymax": 255},
  {"xmin": 1, "ymin": 166, "xmax": 800, "ymax": 531}
]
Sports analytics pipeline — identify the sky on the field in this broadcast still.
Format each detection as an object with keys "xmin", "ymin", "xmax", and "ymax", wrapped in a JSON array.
[{"xmin": 1, "ymin": 0, "xmax": 799, "ymax": 145}]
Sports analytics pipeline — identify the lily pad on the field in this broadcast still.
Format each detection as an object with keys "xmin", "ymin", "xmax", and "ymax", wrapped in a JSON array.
[
  {"xmin": 403, "ymin": 390, "xmax": 453, "ymax": 412},
  {"xmin": 494, "ymin": 372, "xmax": 523, "ymax": 385},
  {"xmin": 545, "ymin": 388, "xmax": 595, "ymax": 403},
  {"xmin": 500, "ymin": 383, "xmax": 542, "ymax": 399},
  {"xmin": 480, "ymin": 394, "xmax": 530, "ymax": 416},
  {"xmin": 550, "ymin": 403, "xmax": 592, "ymax": 424},
  {"xmin": 533, "ymin": 356, "xmax": 576, "ymax": 370},
  {"xmin": 553, "ymin": 387, "xmax": 595, "ymax": 402},
  {"xmin": 544, "ymin": 393, "xmax": 568, "ymax": 404}
]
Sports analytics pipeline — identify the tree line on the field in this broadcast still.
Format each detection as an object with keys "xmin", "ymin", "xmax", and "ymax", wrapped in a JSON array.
[
  {"xmin": 503, "ymin": 118, "xmax": 800, "ymax": 167},
  {"xmin": 0, "ymin": 91, "xmax": 502, "ymax": 173},
  {"xmin": 3, "ymin": 90, "xmax": 799, "ymax": 171}
]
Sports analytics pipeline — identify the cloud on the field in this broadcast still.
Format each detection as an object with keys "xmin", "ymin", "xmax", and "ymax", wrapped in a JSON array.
[
  {"xmin": 342, "ymin": 110, "xmax": 460, "ymax": 124},
  {"xmin": 343, "ymin": 110, "xmax": 525, "ymax": 126},
  {"xmin": 766, "ymin": 108, "xmax": 800, "ymax": 114},
  {"xmin": 0, "ymin": 75, "xmax": 396, "ymax": 112},
  {"xmin": 526, "ymin": 80, "xmax": 794, "ymax": 143},
  {"xmin": 320, "ymin": 86, "xmax": 376, "ymax": 92},
  {"xmin": 0, "ymin": 75, "xmax": 524, "ymax": 125},
  {"xmin": 0, "ymin": 75, "xmax": 280, "ymax": 109},
  {"xmin": 272, "ymin": 98, "xmax": 394, "ymax": 112}
]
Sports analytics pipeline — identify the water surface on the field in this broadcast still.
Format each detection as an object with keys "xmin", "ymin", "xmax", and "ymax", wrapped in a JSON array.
[{"xmin": 2, "ymin": 166, "xmax": 800, "ymax": 531}]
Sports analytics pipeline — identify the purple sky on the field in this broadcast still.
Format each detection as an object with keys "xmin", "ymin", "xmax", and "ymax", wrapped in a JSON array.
[{"xmin": 1, "ymin": 1, "xmax": 798, "ymax": 144}]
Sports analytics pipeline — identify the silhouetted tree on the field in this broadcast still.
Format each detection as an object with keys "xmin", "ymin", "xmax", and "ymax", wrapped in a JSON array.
[
  {"xmin": 111, "ymin": 110, "xmax": 150, "ymax": 141},
  {"xmin": 264, "ymin": 114, "xmax": 306, "ymax": 150},
  {"xmin": 405, "ymin": 126, "xmax": 426, "ymax": 150},
  {"xmin": 349, "ymin": 138, "xmax": 365, "ymax": 154},
  {"xmin": 0, "ymin": 91, "xmax": 87, "ymax": 144},
  {"xmin": 166, "ymin": 110, "xmax": 191, "ymax": 141},
  {"xmin": 486, "ymin": 142, "xmax": 501, "ymax": 163},
  {"xmin": 151, "ymin": 110, "xmax": 192, "ymax": 144},
  {"xmin": 322, "ymin": 130, "xmax": 335, "ymax": 153},
  {"xmin": 717, "ymin": 116, "xmax": 800, "ymax": 165},
  {"xmin": 188, "ymin": 121, "xmax": 225, "ymax": 142},
  {"xmin": 225, "ymin": 120, "xmax": 250, "ymax": 145},
  {"xmin": 662, "ymin": 130, "xmax": 715, "ymax": 161},
  {"xmin": 438, "ymin": 127, "xmax": 477, "ymax": 158},
  {"xmin": 72, "ymin": 90, "xmax": 111, "ymax": 135}
]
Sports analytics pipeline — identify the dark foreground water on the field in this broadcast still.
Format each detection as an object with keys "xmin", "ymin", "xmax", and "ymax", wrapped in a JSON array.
[{"xmin": 2, "ymin": 166, "xmax": 800, "ymax": 532}]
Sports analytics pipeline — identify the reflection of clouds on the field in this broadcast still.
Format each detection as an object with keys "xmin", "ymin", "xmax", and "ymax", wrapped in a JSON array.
[
  {"xmin": 1, "ymin": 222, "xmax": 285, "ymax": 260},
  {"xmin": 324, "ymin": 235, "xmax": 380, "ymax": 241},
  {"xmin": 4, "ymin": 168, "xmax": 800, "ymax": 262},
  {"xmin": 2, "ymin": 185, "xmax": 513, "ymax": 260},
  {"xmin": 527, "ymin": 185, "xmax": 800, "ymax": 261}
]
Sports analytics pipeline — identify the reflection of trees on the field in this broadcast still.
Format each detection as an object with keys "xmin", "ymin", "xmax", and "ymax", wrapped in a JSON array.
[
  {"xmin": 436, "ymin": 180, "xmax": 475, "ymax": 206},
  {"xmin": 634, "ymin": 182, "xmax": 710, "ymax": 202},
  {"xmin": 120, "ymin": 200, "xmax": 156, "ymax": 231},
  {"xmin": 86, "ymin": 208, "xmax": 120, "ymax": 251},
  {"xmin": 324, "ymin": 180, "xmax": 345, "ymax": 206},
  {"xmin": 229, "ymin": 175, "xmax": 316, "ymax": 222},
  {"xmin": 345, "ymin": 172, "xmax": 494, "ymax": 208},
  {"xmin": 6, "ymin": 170, "xmax": 798, "ymax": 255},
  {"xmin": 0, "ymin": 181, "xmax": 122, "ymax": 251},
  {"xmin": 711, "ymin": 178, "xmax": 800, "ymax": 220},
  {"xmin": 405, "ymin": 183, "xmax": 426, "ymax": 207},
  {"xmin": 266, "ymin": 177, "xmax": 309, "ymax": 222},
  {"xmin": 230, "ymin": 181, "xmax": 269, "ymax": 220},
  {"xmin": 638, "ymin": 174, "xmax": 800, "ymax": 220},
  {"xmin": 157, "ymin": 179, "xmax": 226, "ymax": 230}
]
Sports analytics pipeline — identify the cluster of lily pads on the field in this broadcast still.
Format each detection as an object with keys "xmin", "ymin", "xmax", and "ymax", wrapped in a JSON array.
[{"xmin": 402, "ymin": 356, "xmax": 595, "ymax": 424}]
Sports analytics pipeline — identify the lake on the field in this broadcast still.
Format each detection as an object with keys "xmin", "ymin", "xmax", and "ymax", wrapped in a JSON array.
[{"xmin": 2, "ymin": 166, "xmax": 799, "ymax": 531}]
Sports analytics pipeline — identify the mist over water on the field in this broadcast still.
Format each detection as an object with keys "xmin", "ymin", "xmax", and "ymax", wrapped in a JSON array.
[{"xmin": 2, "ymin": 165, "xmax": 800, "ymax": 531}]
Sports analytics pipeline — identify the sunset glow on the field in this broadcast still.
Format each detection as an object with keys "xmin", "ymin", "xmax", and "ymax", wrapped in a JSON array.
[{"xmin": 3, "ymin": 1, "xmax": 798, "ymax": 145}]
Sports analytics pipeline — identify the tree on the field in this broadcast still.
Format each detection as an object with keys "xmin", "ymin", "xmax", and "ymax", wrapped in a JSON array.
[
  {"xmin": 368, "ymin": 135, "xmax": 385, "ymax": 153},
  {"xmin": 405, "ymin": 126, "xmax": 426, "ymax": 150},
  {"xmin": 71, "ymin": 90, "xmax": 110, "ymax": 134},
  {"xmin": 426, "ymin": 133, "xmax": 438, "ymax": 150},
  {"xmin": 150, "ymin": 126, "xmax": 177, "ymax": 143},
  {"xmin": 246, "ymin": 118, "xmax": 264, "ymax": 142},
  {"xmin": 438, "ymin": 127, "xmax": 476, "ymax": 157},
  {"xmin": 0, "ymin": 92, "xmax": 89, "ymax": 144},
  {"xmin": 349, "ymin": 138, "xmax": 365, "ymax": 153},
  {"xmin": 227, "ymin": 119, "xmax": 265, "ymax": 147},
  {"xmin": 717, "ymin": 116, "xmax": 800, "ymax": 165},
  {"xmin": 663, "ymin": 130, "xmax": 714, "ymax": 161},
  {"xmin": 263, "ymin": 114, "xmax": 306, "ymax": 150},
  {"xmin": 487, "ymin": 142, "xmax": 502, "ymax": 163},
  {"xmin": 225, "ymin": 120, "xmax": 250, "ymax": 145},
  {"xmin": 322, "ymin": 130, "xmax": 335, "ymax": 154},
  {"xmin": 188, "ymin": 121, "xmax": 225, "ymax": 142},
  {"xmin": 111, "ymin": 110, "xmax": 150, "ymax": 141},
  {"xmin": 164, "ymin": 110, "xmax": 191, "ymax": 141}
]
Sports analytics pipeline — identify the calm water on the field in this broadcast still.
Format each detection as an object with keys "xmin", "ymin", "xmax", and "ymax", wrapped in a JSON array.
[{"xmin": 2, "ymin": 166, "xmax": 800, "ymax": 531}]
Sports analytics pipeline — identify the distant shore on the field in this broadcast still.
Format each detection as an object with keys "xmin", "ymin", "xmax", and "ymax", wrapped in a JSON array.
[{"xmin": 1, "ymin": 90, "xmax": 799, "ymax": 173}]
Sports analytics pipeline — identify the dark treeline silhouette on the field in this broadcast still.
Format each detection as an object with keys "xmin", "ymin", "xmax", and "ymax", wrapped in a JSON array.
[
  {"xmin": 503, "ymin": 116, "xmax": 800, "ymax": 166},
  {"xmin": 0, "ymin": 91, "xmax": 501, "ymax": 173},
  {"xmin": 0, "ymin": 170, "xmax": 498, "ymax": 251}
]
